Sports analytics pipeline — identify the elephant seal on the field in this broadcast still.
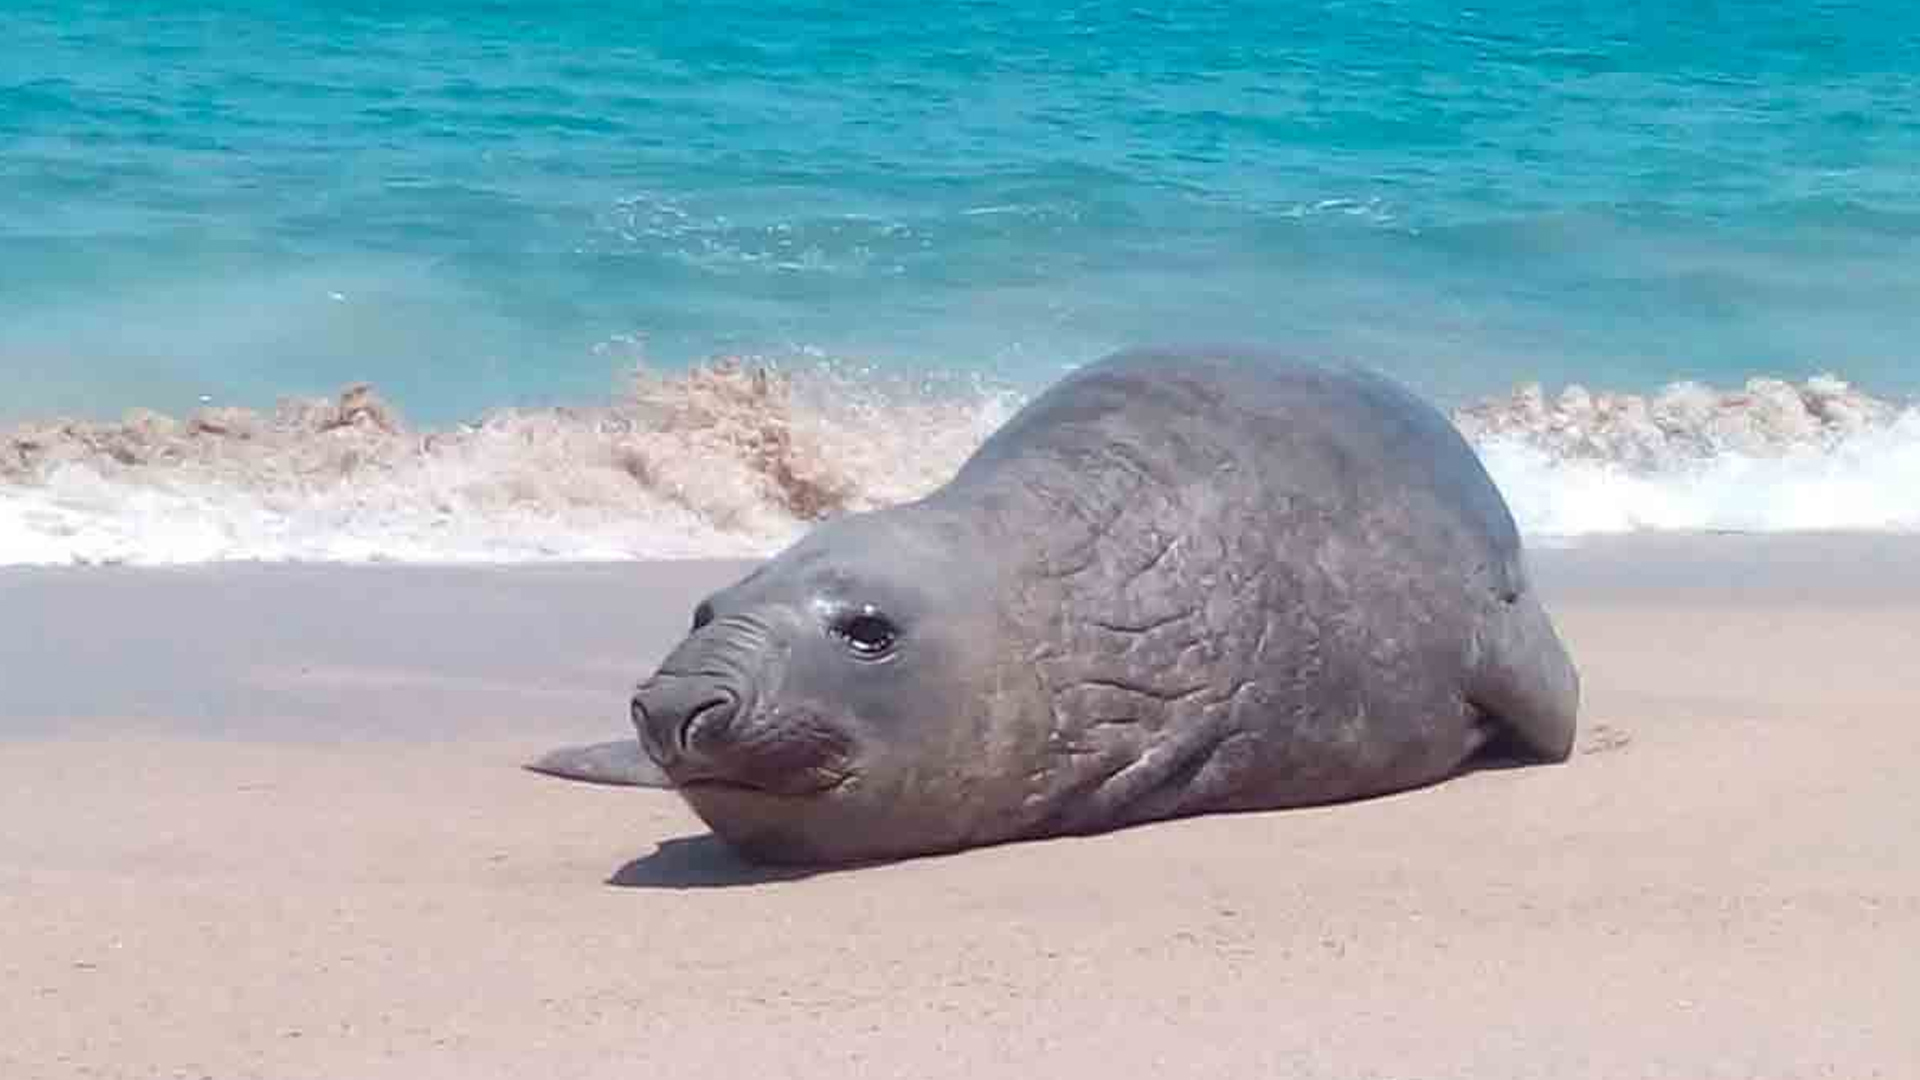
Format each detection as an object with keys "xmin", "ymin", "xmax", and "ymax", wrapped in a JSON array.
[{"xmin": 533, "ymin": 346, "xmax": 1579, "ymax": 865}]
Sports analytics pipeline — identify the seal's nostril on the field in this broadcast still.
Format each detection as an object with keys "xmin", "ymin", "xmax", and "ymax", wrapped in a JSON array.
[{"xmin": 677, "ymin": 693, "xmax": 736, "ymax": 753}]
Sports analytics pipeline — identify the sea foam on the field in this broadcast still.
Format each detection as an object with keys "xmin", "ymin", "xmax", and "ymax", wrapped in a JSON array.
[
  {"xmin": 0, "ymin": 363, "xmax": 1014, "ymax": 565},
  {"xmin": 1460, "ymin": 376, "xmax": 1920, "ymax": 536},
  {"xmin": 2, "ymin": 365, "xmax": 1914, "ymax": 565}
]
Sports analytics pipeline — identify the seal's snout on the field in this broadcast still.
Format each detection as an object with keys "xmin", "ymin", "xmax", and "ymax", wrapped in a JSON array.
[
  {"xmin": 632, "ymin": 667, "xmax": 854, "ymax": 799},
  {"xmin": 632, "ymin": 677, "xmax": 739, "ymax": 769}
]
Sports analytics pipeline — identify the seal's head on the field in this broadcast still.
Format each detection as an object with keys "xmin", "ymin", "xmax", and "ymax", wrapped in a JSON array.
[{"xmin": 634, "ymin": 506, "xmax": 1023, "ymax": 864}]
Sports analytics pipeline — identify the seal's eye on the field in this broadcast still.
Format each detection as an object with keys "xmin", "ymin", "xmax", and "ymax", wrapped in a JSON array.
[
  {"xmin": 832, "ymin": 610, "xmax": 899, "ymax": 660},
  {"xmin": 691, "ymin": 601, "xmax": 715, "ymax": 631}
]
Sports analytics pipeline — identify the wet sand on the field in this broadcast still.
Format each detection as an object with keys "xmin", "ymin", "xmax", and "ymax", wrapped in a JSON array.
[{"xmin": 2, "ymin": 535, "xmax": 1916, "ymax": 1079}]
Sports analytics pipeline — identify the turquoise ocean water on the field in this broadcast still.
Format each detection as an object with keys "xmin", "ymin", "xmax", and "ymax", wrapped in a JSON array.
[{"xmin": 3, "ymin": 2, "xmax": 1918, "ymax": 561}]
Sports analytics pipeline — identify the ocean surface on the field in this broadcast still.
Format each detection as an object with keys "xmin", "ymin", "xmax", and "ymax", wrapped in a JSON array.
[{"xmin": 4, "ymin": 1, "xmax": 1918, "ymax": 563}]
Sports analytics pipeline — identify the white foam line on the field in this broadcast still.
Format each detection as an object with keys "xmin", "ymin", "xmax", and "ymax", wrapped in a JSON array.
[{"xmin": 2, "ymin": 368, "xmax": 1915, "ymax": 566}]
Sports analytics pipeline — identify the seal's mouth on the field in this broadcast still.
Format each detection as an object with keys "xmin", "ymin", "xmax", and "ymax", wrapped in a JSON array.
[{"xmin": 676, "ymin": 768, "xmax": 853, "ymax": 799}]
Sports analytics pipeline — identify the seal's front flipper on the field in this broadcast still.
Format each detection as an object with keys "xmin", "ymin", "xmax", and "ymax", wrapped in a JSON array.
[
  {"xmin": 1469, "ymin": 592, "xmax": 1579, "ymax": 764},
  {"xmin": 526, "ymin": 740, "xmax": 672, "ymax": 788}
]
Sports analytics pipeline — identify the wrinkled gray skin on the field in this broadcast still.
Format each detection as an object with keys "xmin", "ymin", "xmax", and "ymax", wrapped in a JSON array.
[{"xmin": 533, "ymin": 347, "xmax": 1579, "ymax": 865}]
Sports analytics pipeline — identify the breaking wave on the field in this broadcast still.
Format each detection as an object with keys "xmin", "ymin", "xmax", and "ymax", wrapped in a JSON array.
[
  {"xmin": 0, "ymin": 362, "xmax": 1016, "ymax": 565},
  {"xmin": 2, "ymin": 363, "xmax": 1915, "ymax": 565},
  {"xmin": 1459, "ymin": 375, "xmax": 1920, "ymax": 536}
]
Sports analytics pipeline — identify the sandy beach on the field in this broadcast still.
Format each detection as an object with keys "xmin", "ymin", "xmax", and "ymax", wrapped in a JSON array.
[{"xmin": 2, "ymin": 534, "xmax": 1916, "ymax": 1079}]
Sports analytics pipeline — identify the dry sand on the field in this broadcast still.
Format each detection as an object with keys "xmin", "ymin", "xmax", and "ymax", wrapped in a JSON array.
[{"xmin": 1, "ymin": 535, "xmax": 1916, "ymax": 1079}]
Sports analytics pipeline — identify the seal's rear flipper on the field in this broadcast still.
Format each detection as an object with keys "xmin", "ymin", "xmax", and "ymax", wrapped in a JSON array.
[
  {"xmin": 526, "ymin": 740, "xmax": 672, "ymax": 788},
  {"xmin": 1469, "ymin": 592, "xmax": 1579, "ymax": 763}
]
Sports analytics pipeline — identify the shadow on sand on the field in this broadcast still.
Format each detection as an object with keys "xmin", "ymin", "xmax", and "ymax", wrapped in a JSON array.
[{"xmin": 607, "ymin": 834, "xmax": 829, "ymax": 889}]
